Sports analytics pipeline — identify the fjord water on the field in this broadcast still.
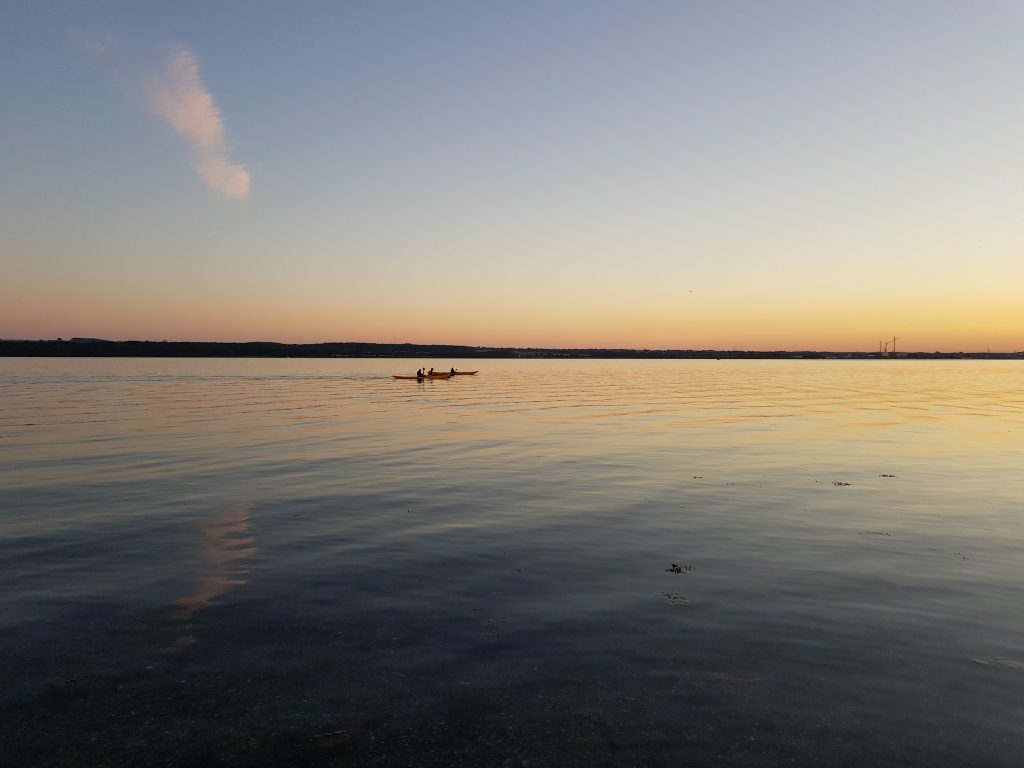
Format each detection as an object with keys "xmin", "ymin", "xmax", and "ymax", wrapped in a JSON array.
[{"xmin": 2, "ymin": 358, "xmax": 1023, "ymax": 766}]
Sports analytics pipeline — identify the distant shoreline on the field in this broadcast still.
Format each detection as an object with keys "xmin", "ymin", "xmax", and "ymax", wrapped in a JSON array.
[{"xmin": 1, "ymin": 340, "xmax": 1019, "ymax": 360}]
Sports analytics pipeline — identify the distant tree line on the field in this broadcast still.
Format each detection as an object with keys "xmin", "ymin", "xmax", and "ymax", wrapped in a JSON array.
[{"xmin": 0, "ymin": 339, "xmax": 1019, "ymax": 359}]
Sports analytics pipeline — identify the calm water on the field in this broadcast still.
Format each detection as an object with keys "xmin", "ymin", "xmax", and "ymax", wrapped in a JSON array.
[{"xmin": 2, "ymin": 358, "xmax": 1023, "ymax": 767}]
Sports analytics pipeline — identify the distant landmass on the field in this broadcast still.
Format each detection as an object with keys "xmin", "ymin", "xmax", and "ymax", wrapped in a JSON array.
[{"xmin": 0, "ymin": 339, "xmax": 1019, "ymax": 359}]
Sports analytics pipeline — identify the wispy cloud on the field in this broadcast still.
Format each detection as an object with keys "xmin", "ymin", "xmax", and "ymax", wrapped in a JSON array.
[{"xmin": 147, "ymin": 48, "xmax": 251, "ymax": 199}]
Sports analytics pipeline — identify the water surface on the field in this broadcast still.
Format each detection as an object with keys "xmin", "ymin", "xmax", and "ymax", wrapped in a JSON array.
[{"xmin": 2, "ymin": 358, "xmax": 1023, "ymax": 766}]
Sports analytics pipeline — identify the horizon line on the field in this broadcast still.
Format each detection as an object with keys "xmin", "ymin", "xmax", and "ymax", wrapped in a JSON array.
[{"xmin": 2, "ymin": 338, "xmax": 1021, "ymax": 356}]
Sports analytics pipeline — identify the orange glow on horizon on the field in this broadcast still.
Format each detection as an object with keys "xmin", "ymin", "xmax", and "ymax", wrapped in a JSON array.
[{"xmin": 5, "ymin": 272, "xmax": 1020, "ymax": 352}]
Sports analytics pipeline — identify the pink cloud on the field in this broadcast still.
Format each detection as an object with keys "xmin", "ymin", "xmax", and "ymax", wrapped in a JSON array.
[
  {"xmin": 196, "ymin": 155, "xmax": 251, "ymax": 200},
  {"xmin": 148, "ymin": 48, "xmax": 251, "ymax": 199}
]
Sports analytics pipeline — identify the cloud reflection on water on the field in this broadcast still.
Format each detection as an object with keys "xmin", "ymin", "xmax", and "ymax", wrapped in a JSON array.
[{"xmin": 168, "ymin": 501, "xmax": 255, "ymax": 650}]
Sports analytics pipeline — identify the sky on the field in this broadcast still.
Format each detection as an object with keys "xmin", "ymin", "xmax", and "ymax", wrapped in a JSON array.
[{"xmin": 2, "ymin": 1, "xmax": 1023, "ymax": 351}]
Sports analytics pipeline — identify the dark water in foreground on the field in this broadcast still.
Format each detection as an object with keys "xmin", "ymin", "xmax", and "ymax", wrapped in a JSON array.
[{"xmin": 2, "ymin": 358, "xmax": 1023, "ymax": 767}]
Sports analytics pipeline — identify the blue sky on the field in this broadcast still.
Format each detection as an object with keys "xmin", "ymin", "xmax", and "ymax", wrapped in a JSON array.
[{"xmin": 2, "ymin": 1, "xmax": 1023, "ymax": 349}]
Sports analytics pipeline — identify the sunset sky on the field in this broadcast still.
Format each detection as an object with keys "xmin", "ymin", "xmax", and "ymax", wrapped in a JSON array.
[{"xmin": 2, "ymin": 1, "xmax": 1022, "ymax": 351}]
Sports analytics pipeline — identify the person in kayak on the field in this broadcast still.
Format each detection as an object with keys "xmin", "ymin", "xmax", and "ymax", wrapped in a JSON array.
[
  {"xmin": 428, "ymin": 367, "xmax": 435, "ymax": 376},
  {"xmin": 450, "ymin": 367, "xmax": 456, "ymax": 375},
  {"xmin": 416, "ymin": 368, "xmax": 424, "ymax": 378}
]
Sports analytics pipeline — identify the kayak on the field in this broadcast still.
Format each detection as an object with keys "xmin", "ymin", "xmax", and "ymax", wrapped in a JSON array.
[
  {"xmin": 451, "ymin": 371, "xmax": 478, "ymax": 376},
  {"xmin": 393, "ymin": 373, "xmax": 451, "ymax": 380}
]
